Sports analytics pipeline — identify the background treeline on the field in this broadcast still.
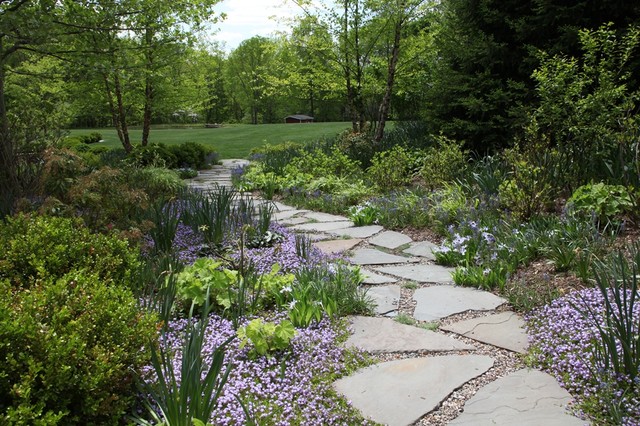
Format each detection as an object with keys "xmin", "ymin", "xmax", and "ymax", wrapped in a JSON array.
[{"xmin": 2, "ymin": 0, "xmax": 640, "ymax": 214}]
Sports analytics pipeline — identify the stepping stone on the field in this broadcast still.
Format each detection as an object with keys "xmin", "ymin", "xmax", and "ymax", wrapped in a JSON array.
[
  {"xmin": 271, "ymin": 201, "xmax": 297, "ymax": 211},
  {"xmin": 334, "ymin": 355, "xmax": 494, "ymax": 426},
  {"xmin": 290, "ymin": 221, "xmax": 354, "ymax": 232},
  {"xmin": 361, "ymin": 269, "xmax": 398, "ymax": 285},
  {"xmin": 302, "ymin": 211, "xmax": 350, "ymax": 222},
  {"xmin": 441, "ymin": 311, "xmax": 529, "ymax": 353},
  {"xmin": 369, "ymin": 231, "xmax": 413, "ymax": 250},
  {"xmin": 403, "ymin": 241, "xmax": 438, "ymax": 260},
  {"xmin": 350, "ymin": 249, "xmax": 413, "ymax": 266},
  {"xmin": 345, "ymin": 316, "xmax": 474, "ymax": 353},
  {"xmin": 367, "ymin": 285, "xmax": 401, "ymax": 315},
  {"xmin": 413, "ymin": 286, "xmax": 506, "ymax": 321},
  {"xmin": 313, "ymin": 238, "xmax": 362, "ymax": 255},
  {"xmin": 272, "ymin": 209, "xmax": 309, "ymax": 221},
  {"xmin": 278, "ymin": 216, "xmax": 312, "ymax": 226},
  {"xmin": 449, "ymin": 369, "xmax": 584, "ymax": 426},
  {"xmin": 329, "ymin": 225, "xmax": 383, "ymax": 239},
  {"xmin": 374, "ymin": 264, "xmax": 454, "ymax": 283}
]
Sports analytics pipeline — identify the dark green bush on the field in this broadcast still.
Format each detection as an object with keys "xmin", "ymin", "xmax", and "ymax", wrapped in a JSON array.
[
  {"xmin": 249, "ymin": 142, "xmax": 304, "ymax": 174},
  {"xmin": 0, "ymin": 215, "xmax": 140, "ymax": 289},
  {"xmin": 168, "ymin": 141, "xmax": 216, "ymax": 169},
  {"xmin": 128, "ymin": 167, "xmax": 185, "ymax": 201},
  {"xmin": 0, "ymin": 273, "xmax": 157, "ymax": 425},
  {"xmin": 127, "ymin": 143, "xmax": 177, "ymax": 168}
]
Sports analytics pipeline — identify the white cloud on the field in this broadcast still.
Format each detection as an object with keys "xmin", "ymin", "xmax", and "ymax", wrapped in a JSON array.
[{"xmin": 211, "ymin": 0, "xmax": 302, "ymax": 51}]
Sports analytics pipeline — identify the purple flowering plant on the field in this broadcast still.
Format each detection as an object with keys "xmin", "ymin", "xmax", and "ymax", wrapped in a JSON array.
[{"xmin": 527, "ymin": 246, "xmax": 640, "ymax": 424}]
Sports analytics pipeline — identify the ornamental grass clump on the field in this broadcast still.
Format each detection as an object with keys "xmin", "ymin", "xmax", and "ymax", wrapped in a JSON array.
[{"xmin": 527, "ymin": 245, "xmax": 640, "ymax": 424}]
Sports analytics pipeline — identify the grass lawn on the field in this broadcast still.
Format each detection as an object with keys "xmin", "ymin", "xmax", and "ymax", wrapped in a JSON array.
[{"xmin": 68, "ymin": 122, "xmax": 355, "ymax": 159}]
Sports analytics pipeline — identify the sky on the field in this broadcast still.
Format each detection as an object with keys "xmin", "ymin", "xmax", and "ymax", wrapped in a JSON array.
[{"xmin": 211, "ymin": 0, "xmax": 303, "ymax": 51}]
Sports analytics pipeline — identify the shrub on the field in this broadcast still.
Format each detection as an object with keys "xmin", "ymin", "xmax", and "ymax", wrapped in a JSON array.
[
  {"xmin": 249, "ymin": 142, "xmax": 304, "ymax": 174},
  {"xmin": 0, "ymin": 214, "xmax": 140, "ymax": 289},
  {"xmin": 129, "ymin": 167, "xmax": 186, "ymax": 201},
  {"xmin": 419, "ymin": 135, "xmax": 468, "ymax": 189},
  {"xmin": 68, "ymin": 167, "xmax": 149, "ymax": 230},
  {"xmin": 168, "ymin": 142, "xmax": 217, "ymax": 170},
  {"xmin": 498, "ymin": 148, "xmax": 554, "ymax": 220},
  {"xmin": 0, "ymin": 273, "xmax": 157, "ymax": 425},
  {"xmin": 567, "ymin": 182, "xmax": 634, "ymax": 225},
  {"xmin": 366, "ymin": 145, "xmax": 415, "ymax": 191},
  {"xmin": 334, "ymin": 129, "xmax": 378, "ymax": 169},
  {"xmin": 80, "ymin": 132, "xmax": 103, "ymax": 144},
  {"xmin": 38, "ymin": 148, "xmax": 87, "ymax": 200},
  {"xmin": 127, "ymin": 143, "xmax": 177, "ymax": 168},
  {"xmin": 286, "ymin": 148, "xmax": 362, "ymax": 180}
]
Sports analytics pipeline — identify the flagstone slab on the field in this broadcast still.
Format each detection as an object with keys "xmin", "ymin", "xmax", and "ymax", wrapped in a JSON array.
[
  {"xmin": 272, "ymin": 209, "xmax": 309, "ymax": 221},
  {"xmin": 367, "ymin": 285, "xmax": 401, "ymax": 315},
  {"xmin": 329, "ymin": 225, "xmax": 384, "ymax": 239},
  {"xmin": 279, "ymin": 216, "xmax": 313, "ymax": 226},
  {"xmin": 290, "ymin": 221, "xmax": 354, "ymax": 232},
  {"xmin": 403, "ymin": 241, "xmax": 438, "ymax": 260},
  {"xmin": 361, "ymin": 269, "xmax": 398, "ymax": 285},
  {"xmin": 345, "ymin": 316, "xmax": 474, "ymax": 353},
  {"xmin": 441, "ymin": 311, "xmax": 529, "ymax": 353},
  {"xmin": 313, "ymin": 238, "xmax": 362, "ymax": 255},
  {"xmin": 413, "ymin": 286, "xmax": 506, "ymax": 321},
  {"xmin": 350, "ymin": 249, "xmax": 413, "ymax": 266},
  {"xmin": 301, "ymin": 211, "xmax": 350, "ymax": 222},
  {"xmin": 369, "ymin": 231, "xmax": 413, "ymax": 250},
  {"xmin": 271, "ymin": 201, "xmax": 297, "ymax": 211},
  {"xmin": 449, "ymin": 369, "xmax": 584, "ymax": 426},
  {"xmin": 334, "ymin": 355, "xmax": 494, "ymax": 426},
  {"xmin": 374, "ymin": 264, "xmax": 454, "ymax": 283}
]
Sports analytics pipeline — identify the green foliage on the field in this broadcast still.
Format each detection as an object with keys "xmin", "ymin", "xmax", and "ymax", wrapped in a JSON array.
[
  {"xmin": 39, "ymin": 148, "xmax": 88, "ymax": 200},
  {"xmin": 334, "ymin": 130, "xmax": 377, "ymax": 168},
  {"xmin": 237, "ymin": 318, "xmax": 296, "ymax": 358},
  {"xmin": 366, "ymin": 145, "xmax": 415, "ymax": 191},
  {"xmin": 567, "ymin": 182, "xmax": 634, "ymax": 225},
  {"xmin": 451, "ymin": 265, "xmax": 508, "ymax": 291},
  {"xmin": 370, "ymin": 188, "xmax": 432, "ymax": 230},
  {"xmin": 127, "ymin": 143, "xmax": 177, "ymax": 168},
  {"xmin": 285, "ymin": 264, "xmax": 373, "ymax": 328},
  {"xmin": 0, "ymin": 273, "xmax": 157, "ymax": 425},
  {"xmin": 181, "ymin": 186, "xmax": 236, "ymax": 253},
  {"xmin": 285, "ymin": 148, "xmax": 362, "ymax": 181},
  {"xmin": 498, "ymin": 148, "xmax": 554, "ymax": 220},
  {"xmin": 526, "ymin": 24, "xmax": 640, "ymax": 191},
  {"xmin": 128, "ymin": 167, "xmax": 186, "ymax": 201},
  {"xmin": 419, "ymin": 136, "xmax": 467, "ymax": 189},
  {"xmin": 0, "ymin": 214, "xmax": 139, "ymax": 289},
  {"xmin": 249, "ymin": 142, "xmax": 304, "ymax": 174},
  {"xmin": 136, "ymin": 301, "xmax": 233, "ymax": 426},
  {"xmin": 347, "ymin": 202, "xmax": 380, "ymax": 226},
  {"xmin": 176, "ymin": 167, "xmax": 198, "ymax": 179},
  {"xmin": 168, "ymin": 141, "xmax": 217, "ymax": 169},
  {"xmin": 428, "ymin": 183, "xmax": 469, "ymax": 233},
  {"xmin": 175, "ymin": 258, "xmax": 235, "ymax": 312},
  {"xmin": 68, "ymin": 167, "xmax": 149, "ymax": 230}
]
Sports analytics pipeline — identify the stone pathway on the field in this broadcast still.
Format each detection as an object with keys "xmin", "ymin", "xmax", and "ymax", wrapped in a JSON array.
[{"xmin": 189, "ymin": 162, "xmax": 587, "ymax": 426}]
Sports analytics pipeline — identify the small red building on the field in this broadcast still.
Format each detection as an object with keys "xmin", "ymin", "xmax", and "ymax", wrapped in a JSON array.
[{"xmin": 284, "ymin": 114, "xmax": 314, "ymax": 123}]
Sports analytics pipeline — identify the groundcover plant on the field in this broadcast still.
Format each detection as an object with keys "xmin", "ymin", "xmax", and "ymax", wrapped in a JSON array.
[
  {"xmin": 527, "ymin": 288, "xmax": 640, "ymax": 424},
  {"xmin": 145, "ymin": 315, "xmax": 373, "ymax": 425}
]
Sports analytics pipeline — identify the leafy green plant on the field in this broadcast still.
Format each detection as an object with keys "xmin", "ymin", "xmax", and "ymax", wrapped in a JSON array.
[
  {"xmin": 419, "ymin": 135, "xmax": 468, "ymax": 189},
  {"xmin": 451, "ymin": 265, "xmax": 508, "ymax": 290},
  {"xmin": 348, "ymin": 202, "xmax": 380, "ymax": 226},
  {"xmin": 168, "ymin": 141, "xmax": 217, "ymax": 169},
  {"xmin": 182, "ymin": 185, "xmax": 236, "ymax": 253},
  {"xmin": 366, "ymin": 145, "xmax": 415, "ymax": 191},
  {"xmin": 0, "ymin": 214, "xmax": 140, "ymax": 289},
  {"xmin": 1, "ymin": 273, "xmax": 157, "ymax": 425},
  {"xmin": 498, "ymin": 148, "xmax": 554, "ymax": 220},
  {"xmin": 175, "ymin": 258, "xmax": 235, "ymax": 312},
  {"xmin": 237, "ymin": 318, "xmax": 296, "ymax": 358},
  {"xmin": 147, "ymin": 199, "xmax": 182, "ymax": 255},
  {"xmin": 395, "ymin": 313, "xmax": 416, "ymax": 326},
  {"xmin": 129, "ymin": 167, "xmax": 186, "ymax": 201},
  {"xmin": 567, "ymin": 182, "xmax": 634, "ymax": 225}
]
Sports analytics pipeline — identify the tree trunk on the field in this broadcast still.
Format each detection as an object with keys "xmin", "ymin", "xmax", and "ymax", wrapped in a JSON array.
[
  {"xmin": 0, "ymin": 59, "xmax": 18, "ymax": 216},
  {"xmin": 374, "ymin": 18, "xmax": 403, "ymax": 142},
  {"xmin": 103, "ymin": 74, "xmax": 126, "ymax": 146},
  {"xmin": 141, "ymin": 27, "xmax": 154, "ymax": 146},
  {"xmin": 114, "ymin": 74, "xmax": 132, "ymax": 152}
]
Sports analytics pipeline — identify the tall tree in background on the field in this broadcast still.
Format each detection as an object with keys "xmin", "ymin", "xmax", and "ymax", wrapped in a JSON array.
[
  {"xmin": 422, "ymin": 0, "xmax": 640, "ymax": 153},
  {"xmin": 226, "ymin": 36, "xmax": 277, "ymax": 124}
]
